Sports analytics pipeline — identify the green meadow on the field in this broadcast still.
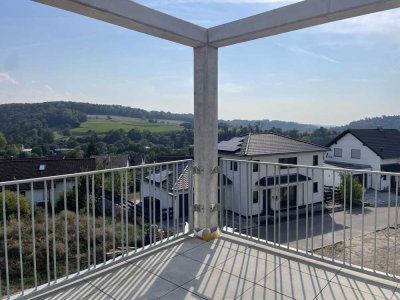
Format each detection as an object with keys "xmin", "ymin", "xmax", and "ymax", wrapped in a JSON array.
[{"xmin": 70, "ymin": 115, "xmax": 183, "ymax": 135}]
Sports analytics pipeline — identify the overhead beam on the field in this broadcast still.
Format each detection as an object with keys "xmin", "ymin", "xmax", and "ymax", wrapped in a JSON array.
[
  {"xmin": 33, "ymin": 0, "xmax": 207, "ymax": 47},
  {"xmin": 208, "ymin": 0, "xmax": 400, "ymax": 47}
]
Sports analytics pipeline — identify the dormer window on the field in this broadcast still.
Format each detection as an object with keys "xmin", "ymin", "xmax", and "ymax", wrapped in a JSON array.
[{"xmin": 39, "ymin": 164, "xmax": 46, "ymax": 171}]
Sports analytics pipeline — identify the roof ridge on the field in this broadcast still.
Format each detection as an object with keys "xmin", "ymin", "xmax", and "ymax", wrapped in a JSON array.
[{"xmin": 245, "ymin": 133, "xmax": 251, "ymax": 155}]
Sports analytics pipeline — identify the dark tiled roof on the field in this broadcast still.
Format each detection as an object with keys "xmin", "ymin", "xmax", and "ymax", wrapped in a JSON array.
[
  {"xmin": 93, "ymin": 154, "xmax": 129, "ymax": 168},
  {"xmin": 218, "ymin": 133, "xmax": 327, "ymax": 156},
  {"xmin": 326, "ymin": 129, "xmax": 400, "ymax": 159},
  {"xmin": 0, "ymin": 158, "xmax": 96, "ymax": 183}
]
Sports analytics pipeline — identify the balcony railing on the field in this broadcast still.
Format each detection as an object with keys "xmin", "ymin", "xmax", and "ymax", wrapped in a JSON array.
[
  {"xmin": 1, "ymin": 158, "xmax": 400, "ymax": 298},
  {"xmin": 219, "ymin": 158, "xmax": 400, "ymax": 282},
  {"xmin": 0, "ymin": 160, "xmax": 193, "ymax": 299}
]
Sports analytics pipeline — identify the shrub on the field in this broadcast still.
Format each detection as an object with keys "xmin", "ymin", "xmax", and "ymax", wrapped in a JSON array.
[
  {"xmin": 0, "ymin": 190, "xmax": 30, "ymax": 221},
  {"xmin": 55, "ymin": 190, "xmax": 87, "ymax": 213},
  {"xmin": 340, "ymin": 173, "xmax": 363, "ymax": 206}
]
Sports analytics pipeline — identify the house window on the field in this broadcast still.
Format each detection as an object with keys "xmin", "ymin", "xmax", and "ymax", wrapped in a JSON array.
[
  {"xmin": 230, "ymin": 161, "xmax": 238, "ymax": 171},
  {"xmin": 334, "ymin": 148, "xmax": 342, "ymax": 157},
  {"xmin": 351, "ymin": 149, "xmax": 361, "ymax": 159},
  {"xmin": 313, "ymin": 182, "xmax": 318, "ymax": 193},
  {"xmin": 253, "ymin": 191, "xmax": 259, "ymax": 203},
  {"xmin": 278, "ymin": 157, "xmax": 297, "ymax": 169},
  {"xmin": 313, "ymin": 155, "xmax": 318, "ymax": 166},
  {"xmin": 252, "ymin": 160, "xmax": 259, "ymax": 172},
  {"xmin": 382, "ymin": 175, "xmax": 387, "ymax": 180}
]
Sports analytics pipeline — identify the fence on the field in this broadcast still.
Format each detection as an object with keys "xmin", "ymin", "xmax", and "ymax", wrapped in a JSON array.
[
  {"xmin": 219, "ymin": 158, "xmax": 400, "ymax": 281},
  {"xmin": 0, "ymin": 160, "xmax": 193, "ymax": 299}
]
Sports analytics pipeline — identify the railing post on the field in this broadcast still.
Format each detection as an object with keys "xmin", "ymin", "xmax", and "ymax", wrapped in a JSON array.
[{"xmin": 193, "ymin": 45, "xmax": 219, "ymax": 240}]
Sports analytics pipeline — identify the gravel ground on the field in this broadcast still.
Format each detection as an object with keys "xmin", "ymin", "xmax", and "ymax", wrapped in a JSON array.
[{"xmin": 314, "ymin": 226, "xmax": 400, "ymax": 276}]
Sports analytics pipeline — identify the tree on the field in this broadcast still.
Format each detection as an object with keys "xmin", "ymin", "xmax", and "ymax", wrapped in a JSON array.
[
  {"xmin": 65, "ymin": 147, "xmax": 84, "ymax": 159},
  {"xmin": 340, "ymin": 173, "xmax": 363, "ymax": 206},
  {"xmin": 85, "ymin": 140, "xmax": 99, "ymax": 157},
  {"xmin": 32, "ymin": 146, "xmax": 43, "ymax": 157},
  {"xmin": 55, "ymin": 189, "xmax": 86, "ymax": 213},
  {"xmin": 0, "ymin": 132, "xmax": 7, "ymax": 148},
  {"xmin": 0, "ymin": 190, "xmax": 30, "ymax": 221}
]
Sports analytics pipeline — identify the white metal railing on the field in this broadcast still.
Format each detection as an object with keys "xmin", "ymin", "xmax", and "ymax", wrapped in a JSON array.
[
  {"xmin": 219, "ymin": 158, "xmax": 400, "ymax": 281},
  {"xmin": 0, "ymin": 160, "xmax": 193, "ymax": 299}
]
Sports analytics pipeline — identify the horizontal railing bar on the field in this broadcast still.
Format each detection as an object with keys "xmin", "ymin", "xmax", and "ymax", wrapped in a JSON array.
[{"xmin": 0, "ymin": 159, "xmax": 193, "ymax": 186}]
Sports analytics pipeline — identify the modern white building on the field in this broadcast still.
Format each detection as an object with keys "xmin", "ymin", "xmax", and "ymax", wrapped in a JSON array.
[
  {"xmin": 325, "ymin": 129, "xmax": 400, "ymax": 191},
  {"xmin": 218, "ymin": 133, "xmax": 328, "ymax": 217},
  {"xmin": 141, "ymin": 163, "xmax": 190, "ymax": 220}
]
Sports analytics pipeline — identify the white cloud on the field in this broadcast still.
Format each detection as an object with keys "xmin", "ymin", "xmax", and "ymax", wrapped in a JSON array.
[
  {"xmin": 0, "ymin": 72, "xmax": 17, "ymax": 85},
  {"xmin": 44, "ymin": 84, "xmax": 53, "ymax": 91},
  {"xmin": 320, "ymin": 9, "xmax": 400, "ymax": 37},
  {"xmin": 276, "ymin": 43, "xmax": 339, "ymax": 64}
]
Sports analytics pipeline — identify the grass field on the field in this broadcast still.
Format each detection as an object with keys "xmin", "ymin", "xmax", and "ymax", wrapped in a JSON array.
[{"xmin": 71, "ymin": 115, "xmax": 184, "ymax": 135}]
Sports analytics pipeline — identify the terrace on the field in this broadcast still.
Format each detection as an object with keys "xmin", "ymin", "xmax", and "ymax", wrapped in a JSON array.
[
  {"xmin": 2, "ymin": 0, "xmax": 400, "ymax": 299},
  {"xmin": 1, "ymin": 159, "xmax": 400, "ymax": 299}
]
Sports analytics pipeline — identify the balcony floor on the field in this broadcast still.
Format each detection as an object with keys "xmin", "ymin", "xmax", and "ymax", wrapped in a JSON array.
[{"xmin": 33, "ymin": 235, "xmax": 400, "ymax": 300}]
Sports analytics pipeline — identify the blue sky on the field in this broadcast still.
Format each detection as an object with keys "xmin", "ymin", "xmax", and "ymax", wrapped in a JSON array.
[{"xmin": 0, "ymin": 0, "xmax": 399, "ymax": 126}]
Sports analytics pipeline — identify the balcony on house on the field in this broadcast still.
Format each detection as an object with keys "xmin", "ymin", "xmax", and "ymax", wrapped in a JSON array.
[
  {"xmin": 1, "ymin": 159, "xmax": 400, "ymax": 299},
  {"xmin": 3, "ymin": 0, "xmax": 400, "ymax": 299}
]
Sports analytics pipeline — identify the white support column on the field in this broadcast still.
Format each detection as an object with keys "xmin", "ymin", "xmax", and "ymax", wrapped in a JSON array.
[{"xmin": 193, "ymin": 45, "xmax": 219, "ymax": 240}]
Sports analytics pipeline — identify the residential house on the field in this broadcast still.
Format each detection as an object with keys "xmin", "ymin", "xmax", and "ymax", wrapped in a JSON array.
[
  {"xmin": 325, "ymin": 128, "xmax": 400, "ymax": 191},
  {"xmin": 0, "ymin": 158, "xmax": 96, "ymax": 205},
  {"xmin": 140, "ymin": 163, "xmax": 190, "ymax": 220},
  {"xmin": 93, "ymin": 154, "xmax": 130, "ymax": 169},
  {"xmin": 218, "ymin": 133, "xmax": 328, "ymax": 217},
  {"xmin": 140, "ymin": 160, "xmax": 231, "ymax": 221}
]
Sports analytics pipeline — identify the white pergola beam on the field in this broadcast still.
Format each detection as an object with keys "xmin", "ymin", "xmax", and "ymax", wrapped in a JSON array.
[
  {"xmin": 33, "ymin": 0, "xmax": 207, "ymax": 47},
  {"xmin": 208, "ymin": 0, "xmax": 400, "ymax": 47}
]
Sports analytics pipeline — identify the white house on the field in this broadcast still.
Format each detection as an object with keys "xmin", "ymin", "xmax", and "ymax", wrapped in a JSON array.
[
  {"xmin": 141, "ymin": 162, "xmax": 232, "ymax": 220},
  {"xmin": 325, "ymin": 129, "xmax": 400, "ymax": 191},
  {"xmin": 141, "ymin": 163, "xmax": 190, "ymax": 220},
  {"xmin": 0, "ymin": 158, "xmax": 96, "ymax": 205},
  {"xmin": 218, "ymin": 133, "xmax": 328, "ymax": 218}
]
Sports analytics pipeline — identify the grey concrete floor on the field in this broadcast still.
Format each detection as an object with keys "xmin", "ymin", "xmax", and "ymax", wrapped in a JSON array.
[{"xmin": 32, "ymin": 235, "xmax": 399, "ymax": 300}]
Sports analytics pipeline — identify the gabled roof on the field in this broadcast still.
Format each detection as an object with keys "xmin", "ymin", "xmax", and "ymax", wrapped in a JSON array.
[
  {"xmin": 326, "ymin": 129, "xmax": 400, "ymax": 160},
  {"xmin": 0, "ymin": 158, "xmax": 96, "ymax": 183},
  {"xmin": 92, "ymin": 154, "xmax": 129, "ymax": 168},
  {"xmin": 218, "ymin": 133, "xmax": 327, "ymax": 156},
  {"xmin": 145, "ymin": 163, "xmax": 189, "ymax": 191}
]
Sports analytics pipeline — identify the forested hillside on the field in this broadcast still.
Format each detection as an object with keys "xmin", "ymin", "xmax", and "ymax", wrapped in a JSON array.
[
  {"xmin": 0, "ymin": 101, "xmax": 398, "ymax": 163},
  {"xmin": 343, "ymin": 115, "xmax": 400, "ymax": 130},
  {"xmin": 222, "ymin": 119, "xmax": 319, "ymax": 131}
]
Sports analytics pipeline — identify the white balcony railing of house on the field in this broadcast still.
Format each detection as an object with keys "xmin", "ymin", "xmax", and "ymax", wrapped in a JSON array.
[
  {"xmin": 219, "ymin": 158, "xmax": 400, "ymax": 282},
  {"xmin": 1, "ymin": 158, "xmax": 400, "ymax": 298},
  {"xmin": 0, "ymin": 160, "xmax": 193, "ymax": 299}
]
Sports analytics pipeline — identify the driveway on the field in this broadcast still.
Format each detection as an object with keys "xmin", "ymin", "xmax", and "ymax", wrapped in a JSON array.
[{"xmin": 231, "ymin": 190, "xmax": 399, "ymax": 252}]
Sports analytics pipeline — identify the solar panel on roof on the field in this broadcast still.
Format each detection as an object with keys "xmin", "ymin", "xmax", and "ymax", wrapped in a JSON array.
[{"xmin": 218, "ymin": 139, "xmax": 243, "ymax": 152}]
